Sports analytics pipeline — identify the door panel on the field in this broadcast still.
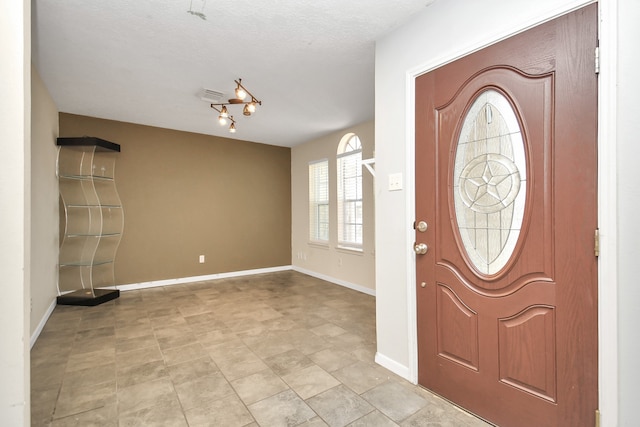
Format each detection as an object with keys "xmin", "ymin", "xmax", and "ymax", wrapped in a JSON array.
[{"xmin": 415, "ymin": 5, "xmax": 597, "ymax": 427}]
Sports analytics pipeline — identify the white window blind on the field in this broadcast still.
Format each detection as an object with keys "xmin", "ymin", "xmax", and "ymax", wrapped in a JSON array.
[
  {"xmin": 309, "ymin": 159, "xmax": 329, "ymax": 242},
  {"xmin": 337, "ymin": 135, "xmax": 363, "ymax": 250}
]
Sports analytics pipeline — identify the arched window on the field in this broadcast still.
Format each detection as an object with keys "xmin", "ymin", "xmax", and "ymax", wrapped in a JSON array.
[{"xmin": 337, "ymin": 133, "xmax": 363, "ymax": 250}]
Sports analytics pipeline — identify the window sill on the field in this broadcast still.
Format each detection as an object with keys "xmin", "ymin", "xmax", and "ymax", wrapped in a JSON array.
[
  {"xmin": 308, "ymin": 241, "xmax": 330, "ymax": 250},
  {"xmin": 336, "ymin": 245, "xmax": 364, "ymax": 254}
]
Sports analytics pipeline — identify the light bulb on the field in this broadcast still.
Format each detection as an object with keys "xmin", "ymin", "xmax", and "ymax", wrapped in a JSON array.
[
  {"xmin": 243, "ymin": 104, "xmax": 251, "ymax": 116},
  {"xmin": 248, "ymin": 102, "xmax": 256, "ymax": 113},
  {"xmin": 218, "ymin": 116, "xmax": 227, "ymax": 125},
  {"xmin": 235, "ymin": 86, "xmax": 247, "ymax": 100},
  {"xmin": 220, "ymin": 105, "xmax": 229, "ymax": 118},
  {"xmin": 229, "ymin": 123, "xmax": 236, "ymax": 133}
]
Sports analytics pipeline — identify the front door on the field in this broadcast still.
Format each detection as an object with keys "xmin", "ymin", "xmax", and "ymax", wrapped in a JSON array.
[{"xmin": 415, "ymin": 5, "xmax": 598, "ymax": 427}]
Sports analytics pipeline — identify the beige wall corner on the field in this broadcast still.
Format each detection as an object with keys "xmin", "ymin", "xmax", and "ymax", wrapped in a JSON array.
[
  {"xmin": 291, "ymin": 120, "xmax": 375, "ymax": 293},
  {"xmin": 30, "ymin": 65, "xmax": 59, "ymax": 340}
]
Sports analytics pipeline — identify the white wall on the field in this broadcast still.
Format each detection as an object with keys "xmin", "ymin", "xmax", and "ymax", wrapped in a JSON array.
[
  {"xmin": 291, "ymin": 121, "xmax": 375, "ymax": 294},
  {"xmin": 0, "ymin": 0, "xmax": 31, "ymax": 425},
  {"xmin": 374, "ymin": 0, "xmax": 637, "ymax": 425},
  {"xmin": 30, "ymin": 65, "xmax": 59, "ymax": 343},
  {"xmin": 615, "ymin": 0, "xmax": 640, "ymax": 425}
]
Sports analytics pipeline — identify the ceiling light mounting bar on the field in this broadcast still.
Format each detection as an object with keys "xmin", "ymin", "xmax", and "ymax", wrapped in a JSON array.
[
  {"xmin": 232, "ymin": 79, "xmax": 262, "ymax": 107},
  {"xmin": 209, "ymin": 78, "xmax": 262, "ymax": 133}
]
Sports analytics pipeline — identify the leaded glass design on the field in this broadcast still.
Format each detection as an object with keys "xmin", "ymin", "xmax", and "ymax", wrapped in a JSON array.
[{"xmin": 453, "ymin": 89, "xmax": 526, "ymax": 275}]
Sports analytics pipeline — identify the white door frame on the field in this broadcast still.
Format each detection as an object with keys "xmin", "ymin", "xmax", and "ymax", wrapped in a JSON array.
[{"xmin": 404, "ymin": 1, "xmax": 617, "ymax": 425}]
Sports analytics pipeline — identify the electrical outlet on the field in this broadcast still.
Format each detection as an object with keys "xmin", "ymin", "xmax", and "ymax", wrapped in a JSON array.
[{"xmin": 199, "ymin": 255, "xmax": 205, "ymax": 263}]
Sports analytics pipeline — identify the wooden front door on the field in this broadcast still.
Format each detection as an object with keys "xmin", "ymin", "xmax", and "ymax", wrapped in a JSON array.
[{"xmin": 415, "ymin": 5, "xmax": 598, "ymax": 427}]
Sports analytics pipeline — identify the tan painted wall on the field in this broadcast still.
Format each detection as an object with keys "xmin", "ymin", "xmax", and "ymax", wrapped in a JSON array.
[
  {"xmin": 30, "ymin": 65, "xmax": 59, "ymax": 335},
  {"xmin": 291, "ymin": 121, "xmax": 375, "ymax": 292},
  {"xmin": 59, "ymin": 114, "xmax": 291, "ymax": 285}
]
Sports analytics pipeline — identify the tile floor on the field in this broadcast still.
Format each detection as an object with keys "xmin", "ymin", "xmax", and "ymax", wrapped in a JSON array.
[{"xmin": 31, "ymin": 271, "xmax": 492, "ymax": 427}]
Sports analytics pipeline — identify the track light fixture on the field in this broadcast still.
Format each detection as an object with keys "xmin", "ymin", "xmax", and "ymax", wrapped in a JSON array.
[{"xmin": 210, "ymin": 78, "xmax": 262, "ymax": 133}]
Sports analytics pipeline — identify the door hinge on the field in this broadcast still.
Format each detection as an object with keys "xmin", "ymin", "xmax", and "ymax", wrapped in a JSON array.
[
  {"xmin": 594, "ymin": 229, "xmax": 600, "ymax": 257},
  {"xmin": 595, "ymin": 46, "xmax": 600, "ymax": 75},
  {"xmin": 595, "ymin": 409, "xmax": 600, "ymax": 427}
]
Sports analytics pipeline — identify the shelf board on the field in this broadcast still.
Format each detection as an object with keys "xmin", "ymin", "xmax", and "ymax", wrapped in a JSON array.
[
  {"xmin": 59, "ymin": 259, "xmax": 115, "ymax": 267},
  {"xmin": 57, "ymin": 289, "xmax": 120, "ymax": 306},
  {"xmin": 64, "ymin": 232, "xmax": 121, "ymax": 238},
  {"xmin": 66, "ymin": 204, "xmax": 122, "ymax": 208},
  {"xmin": 59, "ymin": 174, "xmax": 115, "ymax": 181},
  {"xmin": 57, "ymin": 137, "xmax": 120, "ymax": 152}
]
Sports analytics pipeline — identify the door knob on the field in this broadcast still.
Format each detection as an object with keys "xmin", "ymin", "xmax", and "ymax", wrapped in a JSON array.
[{"xmin": 414, "ymin": 242, "xmax": 428, "ymax": 255}]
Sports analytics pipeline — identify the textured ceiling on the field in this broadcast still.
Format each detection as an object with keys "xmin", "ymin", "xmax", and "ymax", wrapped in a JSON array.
[{"xmin": 32, "ymin": 0, "xmax": 435, "ymax": 147}]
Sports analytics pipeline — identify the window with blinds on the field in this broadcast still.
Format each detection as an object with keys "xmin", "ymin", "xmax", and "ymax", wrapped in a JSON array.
[
  {"xmin": 337, "ymin": 134, "xmax": 363, "ymax": 250},
  {"xmin": 309, "ymin": 159, "xmax": 329, "ymax": 242}
]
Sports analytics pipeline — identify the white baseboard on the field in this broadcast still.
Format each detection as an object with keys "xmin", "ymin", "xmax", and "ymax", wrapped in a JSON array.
[
  {"xmin": 30, "ymin": 298, "xmax": 56, "ymax": 348},
  {"xmin": 108, "ymin": 265, "xmax": 293, "ymax": 292},
  {"xmin": 375, "ymin": 351, "xmax": 412, "ymax": 382},
  {"xmin": 292, "ymin": 266, "xmax": 376, "ymax": 296}
]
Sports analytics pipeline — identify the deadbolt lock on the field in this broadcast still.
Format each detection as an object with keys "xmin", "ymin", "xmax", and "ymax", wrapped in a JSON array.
[{"xmin": 416, "ymin": 221, "xmax": 428, "ymax": 232}]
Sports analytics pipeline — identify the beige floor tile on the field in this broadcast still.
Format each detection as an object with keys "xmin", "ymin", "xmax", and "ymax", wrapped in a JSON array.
[
  {"xmin": 116, "ymin": 377, "xmax": 176, "ymax": 416},
  {"xmin": 348, "ymin": 410, "xmax": 398, "ymax": 426},
  {"xmin": 299, "ymin": 417, "xmax": 330, "ymax": 427},
  {"xmin": 282, "ymin": 364, "xmax": 340, "ymax": 400},
  {"xmin": 62, "ymin": 363, "xmax": 116, "ymax": 390},
  {"xmin": 31, "ymin": 385, "xmax": 59, "ymax": 426},
  {"xmin": 216, "ymin": 352, "xmax": 270, "ymax": 381},
  {"xmin": 65, "ymin": 348, "xmax": 116, "ymax": 373},
  {"xmin": 114, "ymin": 323, "xmax": 153, "ymax": 340},
  {"xmin": 115, "ymin": 345, "xmax": 163, "ymax": 369},
  {"xmin": 54, "ymin": 380, "xmax": 117, "ymax": 420},
  {"xmin": 167, "ymin": 355, "xmax": 219, "ymax": 385},
  {"xmin": 184, "ymin": 394, "xmax": 254, "ymax": 427},
  {"xmin": 115, "ymin": 334, "xmax": 157, "ymax": 354},
  {"xmin": 117, "ymin": 399, "xmax": 187, "ymax": 427},
  {"xmin": 69, "ymin": 336, "xmax": 116, "ymax": 356},
  {"xmin": 174, "ymin": 372, "xmax": 235, "ymax": 411},
  {"xmin": 116, "ymin": 359, "xmax": 169, "ymax": 387},
  {"xmin": 161, "ymin": 342, "xmax": 207, "ymax": 365},
  {"xmin": 263, "ymin": 349, "xmax": 315, "ymax": 376},
  {"xmin": 308, "ymin": 348, "xmax": 358, "ymax": 373},
  {"xmin": 307, "ymin": 384, "xmax": 374, "ymax": 427},
  {"xmin": 245, "ymin": 335, "xmax": 295, "ymax": 359},
  {"xmin": 332, "ymin": 361, "xmax": 388, "ymax": 394},
  {"xmin": 311, "ymin": 322, "xmax": 349, "ymax": 338},
  {"xmin": 248, "ymin": 389, "xmax": 317, "ymax": 427},
  {"xmin": 361, "ymin": 381, "xmax": 428, "ymax": 423},
  {"xmin": 206, "ymin": 339, "xmax": 250, "ymax": 361},
  {"xmin": 230, "ymin": 369, "xmax": 289, "ymax": 405},
  {"xmin": 50, "ymin": 404, "xmax": 117, "ymax": 427},
  {"xmin": 196, "ymin": 327, "xmax": 239, "ymax": 347}
]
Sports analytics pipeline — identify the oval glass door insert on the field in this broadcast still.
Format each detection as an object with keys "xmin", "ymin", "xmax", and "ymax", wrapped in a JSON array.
[{"xmin": 453, "ymin": 89, "xmax": 527, "ymax": 275}]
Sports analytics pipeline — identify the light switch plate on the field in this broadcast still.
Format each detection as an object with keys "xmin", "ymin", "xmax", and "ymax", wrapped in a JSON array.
[{"xmin": 388, "ymin": 173, "xmax": 403, "ymax": 191}]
